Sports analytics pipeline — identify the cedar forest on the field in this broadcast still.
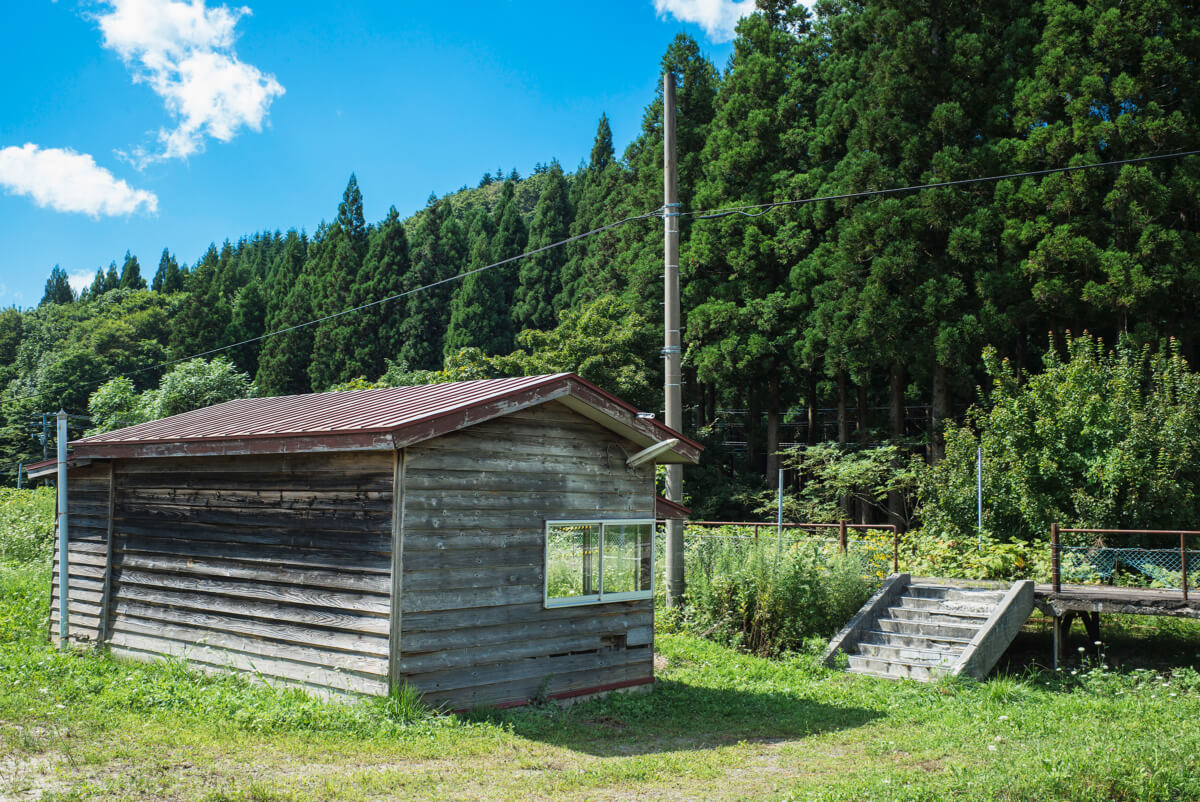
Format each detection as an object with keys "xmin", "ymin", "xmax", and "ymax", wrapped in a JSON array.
[{"xmin": 9, "ymin": 0, "xmax": 1200, "ymax": 522}]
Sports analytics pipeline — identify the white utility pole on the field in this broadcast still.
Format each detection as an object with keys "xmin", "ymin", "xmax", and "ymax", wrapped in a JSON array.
[{"xmin": 663, "ymin": 72, "xmax": 685, "ymax": 608}]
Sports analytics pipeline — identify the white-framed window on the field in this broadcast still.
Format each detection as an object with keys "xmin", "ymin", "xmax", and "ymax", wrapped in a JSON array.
[{"xmin": 544, "ymin": 519, "xmax": 655, "ymax": 607}]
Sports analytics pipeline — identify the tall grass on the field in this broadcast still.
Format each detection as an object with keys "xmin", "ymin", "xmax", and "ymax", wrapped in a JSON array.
[
  {"xmin": 679, "ymin": 533, "xmax": 873, "ymax": 655},
  {"xmin": 0, "ymin": 486, "xmax": 56, "ymax": 566}
]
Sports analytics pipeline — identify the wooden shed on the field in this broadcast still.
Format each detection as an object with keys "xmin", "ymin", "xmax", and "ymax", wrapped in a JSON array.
[{"xmin": 33, "ymin": 374, "xmax": 700, "ymax": 709}]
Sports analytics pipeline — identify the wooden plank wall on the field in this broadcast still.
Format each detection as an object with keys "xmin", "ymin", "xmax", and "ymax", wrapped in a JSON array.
[
  {"xmin": 50, "ymin": 463, "xmax": 112, "ymax": 644},
  {"xmin": 104, "ymin": 452, "xmax": 394, "ymax": 696},
  {"xmin": 400, "ymin": 401, "xmax": 656, "ymax": 708}
]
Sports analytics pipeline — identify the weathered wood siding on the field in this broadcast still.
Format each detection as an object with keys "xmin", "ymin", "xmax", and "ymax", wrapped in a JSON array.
[
  {"xmin": 103, "ymin": 452, "xmax": 394, "ymax": 696},
  {"xmin": 400, "ymin": 401, "xmax": 656, "ymax": 708},
  {"xmin": 50, "ymin": 463, "xmax": 112, "ymax": 644}
]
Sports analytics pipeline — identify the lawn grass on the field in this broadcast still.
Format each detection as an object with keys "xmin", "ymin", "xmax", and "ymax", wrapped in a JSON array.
[{"xmin": 4, "ymin": 565, "xmax": 1200, "ymax": 800}]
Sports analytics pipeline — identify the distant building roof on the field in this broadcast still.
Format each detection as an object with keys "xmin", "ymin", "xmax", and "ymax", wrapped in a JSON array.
[
  {"xmin": 655, "ymin": 495, "xmax": 692, "ymax": 520},
  {"xmin": 60, "ymin": 373, "xmax": 702, "ymax": 464}
]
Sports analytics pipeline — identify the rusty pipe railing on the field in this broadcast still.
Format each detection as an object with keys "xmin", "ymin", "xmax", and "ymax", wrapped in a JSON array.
[
  {"xmin": 1050, "ymin": 525, "xmax": 1200, "ymax": 601},
  {"xmin": 669, "ymin": 520, "xmax": 901, "ymax": 573}
]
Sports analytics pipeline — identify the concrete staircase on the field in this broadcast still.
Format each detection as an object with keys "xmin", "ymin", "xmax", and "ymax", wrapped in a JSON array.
[{"xmin": 823, "ymin": 575, "xmax": 1034, "ymax": 681}]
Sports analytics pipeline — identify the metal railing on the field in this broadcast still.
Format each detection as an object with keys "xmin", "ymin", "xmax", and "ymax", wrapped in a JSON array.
[
  {"xmin": 1050, "ymin": 523, "xmax": 1200, "ymax": 600},
  {"xmin": 669, "ymin": 520, "xmax": 901, "ymax": 573}
]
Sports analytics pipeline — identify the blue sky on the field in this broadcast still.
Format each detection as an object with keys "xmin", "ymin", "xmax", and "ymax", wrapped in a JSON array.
[{"xmin": 0, "ymin": 0, "xmax": 748, "ymax": 306}]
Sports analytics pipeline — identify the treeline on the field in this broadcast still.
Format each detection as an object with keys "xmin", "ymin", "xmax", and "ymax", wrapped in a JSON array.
[{"xmin": 7, "ymin": 0, "xmax": 1200, "ymax": 518}]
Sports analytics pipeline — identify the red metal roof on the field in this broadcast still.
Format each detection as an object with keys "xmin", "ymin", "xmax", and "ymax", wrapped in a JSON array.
[
  {"xmin": 69, "ymin": 373, "xmax": 703, "ymax": 463},
  {"xmin": 655, "ymin": 495, "xmax": 692, "ymax": 520}
]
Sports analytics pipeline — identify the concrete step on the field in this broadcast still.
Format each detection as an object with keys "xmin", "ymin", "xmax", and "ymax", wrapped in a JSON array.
[
  {"xmin": 906, "ymin": 584, "xmax": 1007, "ymax": 603},
  {"xmin": 884, "ymin": 605, "xmax": 992, "ymax": 627},
  {"xmin": 824, "ymin": 575, "xmax": 1035, "ymax": 683},
  {"xmin": 893, "ymin": 595, "xmax": 997, "ymax": 616},
  {"xmin": 855, "ymin": 641, "xmax": 963, "ymax": 664},
  {"xmin": 846, "ymin": 655, "xmax": 953, "ymax": 681},
  {"xmin": 874, "ymin": 616, "xmax": 981, "ymax": 641},
  {"xmin": 860, "ymin": 628, "xmax": 974, "ymax": 651}
]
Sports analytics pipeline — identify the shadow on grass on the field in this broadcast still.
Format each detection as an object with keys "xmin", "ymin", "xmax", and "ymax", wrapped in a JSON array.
[
  {"xmin": 462, "ymin": 677, "xmax": 880, "ymax": 757},
  {"xmin": 997, "ymin": 611, "xmax": 1200, "ymax": 673}
]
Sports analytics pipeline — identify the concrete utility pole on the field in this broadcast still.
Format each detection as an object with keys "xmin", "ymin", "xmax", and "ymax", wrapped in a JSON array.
[{"xmin": 663, "ymin": 72, "xmax": 685, "ymax": 608}]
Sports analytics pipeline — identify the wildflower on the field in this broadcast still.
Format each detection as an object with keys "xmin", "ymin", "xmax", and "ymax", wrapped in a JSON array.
[
  {"xmin": 1094, "ymin": 641, "xmax": 1102, "ymax": 646},
  {"xmin": 998, "ymin": 715, "xmax": 1009, "ymax": 722}
]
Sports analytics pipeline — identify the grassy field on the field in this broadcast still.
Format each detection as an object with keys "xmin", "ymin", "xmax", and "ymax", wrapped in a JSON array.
[{"xmin": 4, "ymin": 565, "xmax": 1200, "ymax": 801}]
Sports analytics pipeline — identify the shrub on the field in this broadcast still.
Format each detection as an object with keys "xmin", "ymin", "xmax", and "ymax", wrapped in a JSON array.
[
  {"xmin": 900, "ymin": 528, "xmax": 1052, "ymax": 581},
  {"xmin": 0, "ymin": 487, "xmax": 56, "ymax": 566},
  {"xmin": 921, "ymin": 335, "xmax": 1200, "ymax": 543},
  {"xmin": 680, "ymin": 530, "xmax": 873, "ymax": 655}
]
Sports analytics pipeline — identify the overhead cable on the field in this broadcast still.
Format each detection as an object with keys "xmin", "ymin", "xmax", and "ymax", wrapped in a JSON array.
[{"xmin": 685, "ymin": 149, "xmax": 1200, "ymax": 220}]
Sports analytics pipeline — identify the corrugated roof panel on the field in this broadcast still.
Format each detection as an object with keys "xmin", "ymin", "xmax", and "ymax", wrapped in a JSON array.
[{"xmin": 75, "ymin": 374, "xmax": 571, "ymax": 445}]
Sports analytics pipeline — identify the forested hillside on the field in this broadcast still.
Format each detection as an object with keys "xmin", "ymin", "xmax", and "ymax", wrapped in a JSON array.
[{"xmin": 6, "ymin": 0, "xmax": 1200, "ymax": 518}]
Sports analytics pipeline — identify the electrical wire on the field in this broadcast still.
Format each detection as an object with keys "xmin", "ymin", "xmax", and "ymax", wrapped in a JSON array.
[
  {"xmin": 8, "ymin": 208, "xmax": 663, "ymax": 404},
  {"xmin": 685, "ymin": 149, "xmax": 1200, "ymax": 220},
  {"xmin": 11, "ymin": 147, "xmax": 1200, "ymax": 407}
]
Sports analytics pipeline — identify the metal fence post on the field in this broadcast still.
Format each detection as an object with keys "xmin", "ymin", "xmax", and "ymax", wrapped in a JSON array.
[
  {"xmin": 1051, "ymin": 522, "xmax": 1061, "ymax": 593},
  {"xmin": 56, "ymin": 410, "xmax": 69, "ymax": 648},
  {"xmin": 1182, "ymin": 532, "xmax": 1189, "ymax": 602},
  {"xmin": 892, "ymin": 526, "xmax": 899, "ymax": 573}
]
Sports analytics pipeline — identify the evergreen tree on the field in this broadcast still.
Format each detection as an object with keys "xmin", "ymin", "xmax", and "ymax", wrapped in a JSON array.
[
  {"xmin": 348, "ymin": 206, "xmax": 411, "ymax": 379},
  {"xmin": 1002, "ymin": 0, "xmax": 1200, "ymax": 354},
  {"xmin": 89, "ymin": 263, "xmax": 120, "ymax": 297},
  {"xmin": 557, "ymin": 115, "xmax": 631, "ymax": 310},
  {"xmin": 308, "ymin": 176, "xmax": 370, "ymax": 389},
  {"xmin": 152, "ymin": 248, "xmax": 184, "ymax": 293},
  {"xmin": 399, "ymin": 196, "xmax": 465, "ymax": 369},
  {"xmin": 256, "ymin": 231, "xmax": 314, "ymax": 395},
  {"xmin": 445, "ymin": 181, "xmax": 524, "ymax": 355},
  {"xmin": 513, "ymin": 161, "xmax": 570, "ymax": 331},
  {"xmin": 118, "ymin": 251, "xmax": 146, "ymax": 290},
  {"xmin": 615, "ymin": 35, "xmax": 721, "ymax": 313},
  {"xmin": 226, "ymin": 278, "xmax": 267, "ymax": 377},
  {"xmin": 591, "ymin": 113, "xmax": 615, "ymax": 171},
  {"xmin": 445, "ymin": 207, "xmax": 498, "ymax": 355},
  {"xmin": 689, "ymin": 4, "xmax": 814, "ymax": 478},
  {"xmin": 40, "ymin": 266, "xmax": 75, "ymax": 305},
  {"xmin": 169, "ymin": 245, "xmax": 231, "ymax": 360}
]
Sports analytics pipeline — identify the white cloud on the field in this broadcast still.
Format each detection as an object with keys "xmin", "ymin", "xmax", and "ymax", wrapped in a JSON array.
[
  {"xmin": 68, "ymin": 271, "xmax": 95, "ymax": 294},
  {"xmin": 652, "ymin": 0, "xmax": 757, "ymax": 42},
  {"xmin": 94, "ymin": 0, "xmax": 285, "ymax": 165},
  {"xmin": 0, "ymin": 144, "xmax": 158, "ymax": 217}
]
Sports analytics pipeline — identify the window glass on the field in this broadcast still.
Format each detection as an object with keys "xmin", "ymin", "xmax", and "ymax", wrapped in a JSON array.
[
  {"xmin": 545, "ymin": 520, "xmax": 654, "ymax": 606},
  {"xmin": 546, "ymin": 523, "xmax": 600, "ymax": 601},
  {"xmin": 602, "ymin": 522, "xmax": 653, "ymax": 595}
]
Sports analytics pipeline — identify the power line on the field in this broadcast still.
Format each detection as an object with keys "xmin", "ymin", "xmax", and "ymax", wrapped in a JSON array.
[
  {"xmin": 11, "ymin": 148, "xmax": 1200, "ymax": 407},
  {"xmin": 8, "ymin": 208, "xmax": 663, "ymax": 403},
  {"xmin": 685, "ymin": 149, "xmax": 1200, "ymax": 220}
]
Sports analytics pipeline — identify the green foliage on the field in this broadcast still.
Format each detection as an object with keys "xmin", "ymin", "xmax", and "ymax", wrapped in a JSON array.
[
  {"xmin": 40, "ymin": 266, "xmax": 75, "ymax": 306},
  {"xmin": 86, "ymin": 375, "xmax": 144, "ymax": 433},
  {"xmin": 680, "ymin": 531, "xmax": 872, "ymax": 655},
  {"xmin": 0, "ymin": 487, "xmax": 56, "ymax": 566},
  {"xmin": 386, "ymin": 294, "xmax": 658, "ymax": 413},
  {"xmin": 88, "ymin": 357, "xmax": 256, "ymax": 433},
  {"xmin": 900, "ymin": 529, "xmax": 1052, "ymax": 582},
  {"xmin": 776, "ymin": 443, "xmax": 923, "ymax": 526},
  {"xmin": 921, "ymin": 334, "xmax": 1200, "ymax": 542},
  {"xmin": 118, "ymin": 251, "xmax": 147, "ymax": 290},
  {"xmin": 513, "ymin": 161, "xmax": 570, "ymax": 332}
]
